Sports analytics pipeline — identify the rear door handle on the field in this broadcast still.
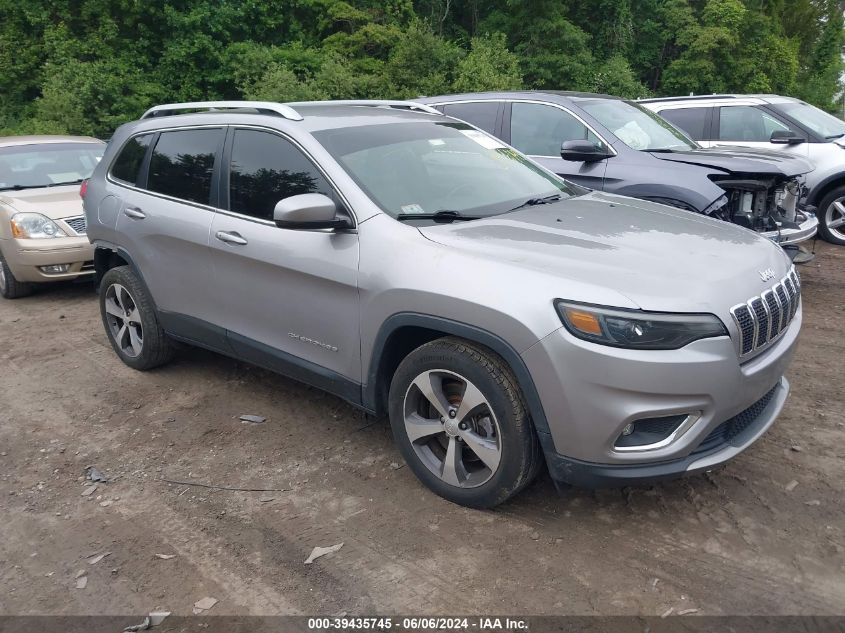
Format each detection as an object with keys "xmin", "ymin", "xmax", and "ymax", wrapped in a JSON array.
[
  {"xmin": 123, "ymin": 206, "xmax": 146, "ymax": 219},
  {"xmin": 215, "ymin": 230, "xmax": 248, "ymax": 246}
]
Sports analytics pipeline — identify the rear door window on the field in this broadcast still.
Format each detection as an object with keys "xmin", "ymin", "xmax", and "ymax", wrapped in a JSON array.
[
  {"xmin": 441, "ymin": 102, "xmax": 500, "ymax": 134},
  {"xmin": 657, "ymin": 107, "xmax": 710, "ymax": 140},
  {"xmin": 147, "ymin": 128, "xmax": 224, "ymax": 205},
  {"xmin": 228, "ymin": 129, "xmax": 334, "ymax": 221},
  {"xmin": 110, "ymin": 134, "xmax": 152, "ymax": 185}
]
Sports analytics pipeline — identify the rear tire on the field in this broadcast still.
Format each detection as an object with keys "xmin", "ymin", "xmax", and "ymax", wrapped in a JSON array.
[
  {"xmin": 818, "ymin": 186, "xmax": 845, "ymax": 245},
  {"xmin": 0, "ymin": 251, "xmax": 35, "ymax": 299},
  {"xmin": 388, "ymin": 337, "xmax": 541, "ymax": 508},
  {"xmin": 99, "ymin": 266, "xmax": 174, "ymax": 370}
]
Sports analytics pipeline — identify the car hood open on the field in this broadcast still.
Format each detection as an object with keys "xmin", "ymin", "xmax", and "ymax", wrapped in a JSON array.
[
  {"xmin": 649, "ymin": 147, "xmax": 813, "ymax": 177},
  {"xmin": 418, "ymin": 192, "xmax": 790, "ymax": 314}
]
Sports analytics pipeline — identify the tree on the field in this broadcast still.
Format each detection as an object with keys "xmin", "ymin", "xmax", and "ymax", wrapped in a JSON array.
[{"xmin": 452, "ymin": 33, "xmax": 523, "ymax": 92}]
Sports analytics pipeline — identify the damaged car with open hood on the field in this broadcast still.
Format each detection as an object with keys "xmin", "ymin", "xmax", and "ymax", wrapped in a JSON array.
[{"xmin": 419, "ymin": 91, "xmax": 818, "ymax": 253}]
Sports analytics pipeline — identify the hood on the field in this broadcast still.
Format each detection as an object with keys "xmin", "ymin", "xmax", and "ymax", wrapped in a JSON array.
[
  {"xmin": 650, "ymin": 147, "xmax": 813, "ymax": 178},
  {"xmin": 0, "ymin": 184, "xmax": 85, "ymax": 220},
  {"xmin": 418, "ymin": 192, "xmax": 790, "ymax": 314}
]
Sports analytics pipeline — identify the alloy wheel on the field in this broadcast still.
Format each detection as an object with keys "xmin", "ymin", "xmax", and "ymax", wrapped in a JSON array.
[
  {"xmin": 403, "ymin": 369, "xmax": 502, "ymax": 488},
  {"xmin": 104, "ymin": 283, "xmax": 144, "ymax": 358},
  {"xmin": 825, "ymin": 199, "xmax": 845, "ymax": 242}
]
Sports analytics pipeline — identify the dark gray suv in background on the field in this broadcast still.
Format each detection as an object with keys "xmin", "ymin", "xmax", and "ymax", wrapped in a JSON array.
[
  {"xmin": 83, "ymin": 100, "xmax": 801, "ymax": 508},
  {"xmin": 419, "ymin": 92, "xmax": 818, "ymax": 251}
]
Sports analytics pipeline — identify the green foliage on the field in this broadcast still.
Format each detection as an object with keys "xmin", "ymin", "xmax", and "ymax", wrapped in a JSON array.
[
  {"xmin": 0, "ymin": 0, "xmax": 842, "ymax": 138},
  {"xmin": 453, "ymin": 33, "xmax": 523, "ymax": 92}
]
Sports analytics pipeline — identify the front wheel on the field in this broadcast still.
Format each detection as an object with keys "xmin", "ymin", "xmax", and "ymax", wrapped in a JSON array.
[
  {"xmin": 388, "ymin": 337, "xmax": 541, "ymax": 508},
  {"xmin": 0, "ymin": 251, "xmax": 34, "ymax": 299},
  {"xmin": 818, "ymin": 186, "xmax": 845, "ymax": 245}
]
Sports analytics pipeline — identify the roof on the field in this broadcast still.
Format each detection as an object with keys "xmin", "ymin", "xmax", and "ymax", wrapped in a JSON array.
[
  {"xmin": 0, "ymin": 135, "xmax": 104, "ymax": 148},
  {"xmin": 126, "ymin": 101, "xmax": 445, "ymax": 135},
  {"xmin": 640, "ymin": 94, "xmax": 800, "ymax": 104},
  {"xmin": 421, "ymin": 90, "xmax": 624, "ymax": 104}
]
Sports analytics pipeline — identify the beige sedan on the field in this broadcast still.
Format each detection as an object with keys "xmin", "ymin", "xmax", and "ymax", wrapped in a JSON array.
[{"xmin": 0, "ymin": 135, "xmax": 105, "ymax": 298}]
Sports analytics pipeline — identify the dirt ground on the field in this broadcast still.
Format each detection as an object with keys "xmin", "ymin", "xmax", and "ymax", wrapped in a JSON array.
[{"xmin": 0, "ymin": 242, "xmax": 843, "ymax": 618}]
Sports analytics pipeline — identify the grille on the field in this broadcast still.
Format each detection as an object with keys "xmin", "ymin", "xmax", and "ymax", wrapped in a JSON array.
[
  {"xmin": 65, "ymin": 216, "xmax": 87, "ymax": 235},
  {"xmin": 693, "ymin": 384, "xmax": 779, "ymax": 455},
  {"xmin": 730, "ymin": 267, "xmax": 800, "ymax": 357}
]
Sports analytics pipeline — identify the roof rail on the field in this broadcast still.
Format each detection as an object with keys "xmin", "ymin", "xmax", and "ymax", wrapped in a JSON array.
[
  {"xmin": 639, "ymin": 94, "xmax": 739, "ymax": 103},
  {"xmin": 287, "ymin": 100, "xmax": 441, "ymax": 115},
  {"xmin": 141, "ymin": 101, "xmax": 303, "ymax": 121}
]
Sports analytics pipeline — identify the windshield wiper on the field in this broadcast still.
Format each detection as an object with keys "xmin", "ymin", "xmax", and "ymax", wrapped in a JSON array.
[
  {"xmin": 45, "ymin": 179, "xmax": 84, "ymax": 187},
  {"xmin": 395, "ymin": 210, "xmax": 482, "ymax": 223},
  {"xmin": 508, "ymin": 194, "xmax": 562, "ymax": 212},
  {"xmin": 825, "ymin": 133, "xmax": 845, "ymax": 140},
  {"xmin": 0, "ymin": 184, "xmax": 37, "ymax": 191}
]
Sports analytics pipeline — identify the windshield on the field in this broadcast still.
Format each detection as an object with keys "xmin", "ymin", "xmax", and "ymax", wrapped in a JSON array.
[
  {"xmin": 313, "ymin": 121, "xmax": 578, "ymax": 220},
  {"xmin": 579, "ymin": 99, "xmax": 697, "ymax": 151},
  {"xmin": 770, "ymin": 101, "xmax": 845, "ymax": 139},
  {"xmin": 0, "ymin": 142, "xmax": 104, "ymax": 190}
]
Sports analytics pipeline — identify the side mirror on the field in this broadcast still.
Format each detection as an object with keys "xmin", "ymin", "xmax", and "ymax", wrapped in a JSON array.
[
  {"xmin": 273, "ymin": 193, "xmax": 351, "ymax": 230},
  {"xmin": 770, "ymin": 130, "xmax": 805, "ymax": 145},
  {"xmin": 560, "ymin": 140, "xmax": 611, "ymax": 162}
]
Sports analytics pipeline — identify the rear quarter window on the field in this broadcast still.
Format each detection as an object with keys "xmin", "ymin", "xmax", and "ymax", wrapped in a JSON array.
[
  {"xmin": 110, "ymin": 134, "xmax": 153, "ymax": 185},
  {"xmin": 658, "ymin": 107, "xmax": 710, "ymax": 141}
]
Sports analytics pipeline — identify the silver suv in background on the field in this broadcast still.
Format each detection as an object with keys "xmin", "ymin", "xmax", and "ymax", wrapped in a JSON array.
[
  {"xmin": 642, "ymin": 94, "xmax": 845, "ymax": 245},
  {"xmin": 83, "ymin": 101, "xmax": 801, "ymax": 507}
]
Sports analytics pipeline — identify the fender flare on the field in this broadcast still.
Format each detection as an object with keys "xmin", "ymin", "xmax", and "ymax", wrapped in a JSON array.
[
  {"xmin": 364, "ymin": 312, "xmax": 552, "ymax": 436},
  {"xmin": 807, "ymin": 173, "xmax": 845, "ymax": 207},
  {"xmin": 92, "ymin": 242, "xmax": 158, "ymax": 312}
]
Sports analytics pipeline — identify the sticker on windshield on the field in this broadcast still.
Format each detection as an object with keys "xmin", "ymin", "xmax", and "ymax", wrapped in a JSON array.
[
  {"xmin": 428, "ymin": 139, "xmax": 446, "ymax": 146},
  {"xmin": 459, "ymin": 129, "xmax": 507, "ymax": 150},
  {"xmin": 400, "ymin": 204, "xmax": 424, "ymax": 215}
]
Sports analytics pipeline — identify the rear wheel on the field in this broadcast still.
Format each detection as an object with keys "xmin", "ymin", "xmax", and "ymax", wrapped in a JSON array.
[
  {"xmin": 100, "ymin": 266, "xmax": 174, "ymax": 370},
  {"xmin": 388, "ymin": 337, "xmax": 541, "ymax": 508},
  {"xmin": 0, "ymin": 251, "xmax": 34, "ymax": 299},
  {"xmin": 818, "ymin": 186, "xmax": 845, "ymax": 245}
]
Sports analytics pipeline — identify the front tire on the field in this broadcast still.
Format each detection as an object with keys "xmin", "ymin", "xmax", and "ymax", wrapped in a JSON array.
[
  {"xmin": 818, "ymin": 186, "xmax": 845, "ymax": 245},
  {"xmin": 99, "ymin": 266, "xmax": 174, "ymax": 370},
  {"xmin": 388, "ymin": 337, "xmax": 541, "ymax": 508},
  {"xmin": 0, "ymin": 251, "xmax": 35, "ymax": 299}
]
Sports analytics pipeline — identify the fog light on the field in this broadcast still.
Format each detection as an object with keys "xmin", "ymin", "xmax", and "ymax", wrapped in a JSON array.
[
  {"xmin": 40, "ymin": 264, "xmax": 70, "ymax": 274},
  {"xmin": 621, "ymin": 423, "xmax": 634, "ymax": 436}
]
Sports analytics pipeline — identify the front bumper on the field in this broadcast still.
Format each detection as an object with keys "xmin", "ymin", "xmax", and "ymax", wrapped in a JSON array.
[
  {"xmin": 540, "ymin": 377, "xmax": 788, "ymax": 487},
  {"xmin": 0, "ymin": 236, "xmax": 95, "ymax": 283},
  {"xmin": 761, "ymin": 211, "xmax": 819, "ymax": 246},
  {"xmin": 522, "ymin": 307, "xmax": 800, "ymax": 486}
]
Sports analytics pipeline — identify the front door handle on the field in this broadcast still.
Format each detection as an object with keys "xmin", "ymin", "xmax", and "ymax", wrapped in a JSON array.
[
  {"xmin": 123, "ymin": 206, "xmax": 146, "ymax": 219},
  {"xmin": 215, "ymin": 230, "xmax": 248, "ymax": 246}
]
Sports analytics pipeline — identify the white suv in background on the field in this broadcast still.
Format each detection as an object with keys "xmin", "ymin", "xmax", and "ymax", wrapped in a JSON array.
[{"xmin": 641, "ymin": 94, "xmax": 845, "ymax": 245}]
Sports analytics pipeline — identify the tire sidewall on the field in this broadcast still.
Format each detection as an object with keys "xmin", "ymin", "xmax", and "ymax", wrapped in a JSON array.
[
  {"xmin": 819, "ymin": 186, "xmax": 845, "ymax": 245},
  {"xmin": 388, "ymin": 341, "xmax": 533, "ymax": 508}
]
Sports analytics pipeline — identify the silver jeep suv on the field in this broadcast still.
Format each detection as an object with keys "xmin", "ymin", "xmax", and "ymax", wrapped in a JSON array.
[{"xmin": 83, "ymin": 100, "xmax": 802, "ymax": 508}]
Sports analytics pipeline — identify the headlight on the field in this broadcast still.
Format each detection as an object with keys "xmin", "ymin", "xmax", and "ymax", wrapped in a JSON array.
[
  {"xmin": 10, "ymin": 213, "xmax": 67, "ymax": 239},
  {"xmin": 555, "ymin": 300, "xmax": 728, "ymax": 350}
]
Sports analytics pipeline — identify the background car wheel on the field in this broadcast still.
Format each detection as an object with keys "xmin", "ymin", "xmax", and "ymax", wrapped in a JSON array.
[
  {"xmin": 0, "ymin": 251, "xmax": 34, "ymax": 299},
  {"xmin": 818, "ymin": 186, "xmax": 845, "ymax": 245},
  {"xmin": 99, "ymin": 266, "xmax": 174, "ymax": 370},
  {"xmin": 388, "ymin": 337, "xmax": 542, "ymax": 508}
]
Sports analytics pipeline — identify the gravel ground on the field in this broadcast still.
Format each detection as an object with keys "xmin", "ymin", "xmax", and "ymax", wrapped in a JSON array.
[{"xmin": 0, "ymin": 241, "xmax": 843, "ymax": 617}]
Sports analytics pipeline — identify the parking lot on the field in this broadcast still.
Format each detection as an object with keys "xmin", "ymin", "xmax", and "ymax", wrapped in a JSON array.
[{"xmin": 0, "ymin": 242, "xmax": 843, "ymax": 617}]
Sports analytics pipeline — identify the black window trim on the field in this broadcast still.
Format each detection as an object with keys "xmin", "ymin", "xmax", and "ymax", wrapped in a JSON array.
[
  {"xmin": 106, "ymin": 124, "xmax": 227, "ymax": 213},
  {"xmin": 217, "ymin": 124, "xmax": 358, "ymax": 229}
]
